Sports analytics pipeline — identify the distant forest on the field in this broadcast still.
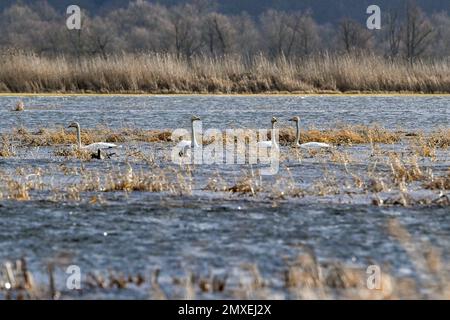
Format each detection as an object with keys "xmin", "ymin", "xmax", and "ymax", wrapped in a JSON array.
[
  {"xmin": 2, "ymin": 0, "xmax": 450, "ymax": 22},
  {"xmin": 1, "ymin": 0, "xmax": 450, "ymax": 61}
]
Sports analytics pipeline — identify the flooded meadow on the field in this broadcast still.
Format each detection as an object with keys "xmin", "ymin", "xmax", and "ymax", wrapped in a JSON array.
[{"xmin": 0, "ymin": 95, "xmax": 449, "ymax": 299}]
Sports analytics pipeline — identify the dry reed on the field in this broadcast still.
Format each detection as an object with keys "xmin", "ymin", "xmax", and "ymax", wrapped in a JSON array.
[
  {"xmin": 6, "ymin": 126, "xmax": 448, "ymax": 149},
  {"xmin": 3, "ymin": 52, "xmax": 450, "ymax": 94}
]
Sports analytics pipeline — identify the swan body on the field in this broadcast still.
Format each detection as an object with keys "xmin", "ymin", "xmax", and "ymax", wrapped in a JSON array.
[
  {"xmin": 257, "ymin": 141, "xmax": 275, "ymax": 148},
  {"xmin": 179, "ymin": 116, "xmax": 200, "ymax": 156},
  {"xmin": 299, "ymin": 142, "xmax": 331, "ymax": 149},
  {"xmin": 289, "ymin": 116, "xmax": 331, "ymax": 149},
  {"xmin": 257, "ymin": 117, "xmax": 279, "ymax": 149},
  {"xmin": 68, "ymin": 122, "xmax": 119, "ymax": 151},
  {"xmin": 82, "ymin": 142, "xmax": 118, "ymax": 151}
]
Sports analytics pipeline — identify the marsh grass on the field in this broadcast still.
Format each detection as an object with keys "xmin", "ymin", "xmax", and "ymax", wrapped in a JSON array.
[
  {"xmin": 6, "ymin": 125, "xmax": 446, "ymax": 149},
  {"xmin": 278, "ymin": 125, "xmax": 401, "ymax": 146},
  {"xmin": 0, "ymin": 169, "xmax": 48, "ymax": 201},
  {"xmin": 1, "ymin": 153, "xmax": 448, "ymax": 206},
  {"xmin": 0, "ymin": 123, "xmax": 448, "ymax": 206},
  {"xmin": 424, "ymin": 171, "xmax": 450, "ymax": 190},
  {"xmin": 227, "ymin": 170, "xmax": 262, "ymax": 196},
  {"xmin": 0, "ymin": 136, "xmax": 14, "ymax": 157},
  {"xmin": 405, "ymin": 129, "xmax": 450, "ymax": 158},
  {"xmin": 426, "ymin": 129, "xmax": 450, "ymax": 149},
  {"xmin": 53, "ymin": 148, "xmax": 93, "ymax": 161},
  {"xmin": 3, "ymin": 53, "xmax": 450, "ymax": 93},
  {"xmin": 12, "ymin": 101, "xmax": 24, "ymax": 112},
  {"xmin": 6, "ymin": 127, "xmax": 173, "ymax": 148},
  {"xmin": 388, "ymin": 153, "xmax": 425, "ymax": 184},
  {"xmin": 78, "ymin": 164, "xmax": 194, "ymax": 195}
]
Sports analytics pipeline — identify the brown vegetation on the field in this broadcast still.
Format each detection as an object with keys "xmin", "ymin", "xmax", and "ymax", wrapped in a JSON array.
[
  {"xmin": 278, "ymin": 125, "xmax": 401, "ymax": 145},
  {"xmin": 4, "ymin": 127, "xmax": 173, "ymax": 148},
  {"xmin": 4, "ymin": 53, "xmax": 450, "ymax": 94},
  {"xmin": 4, "ymin": 125, "xmax": 448, "ymax": 150}
]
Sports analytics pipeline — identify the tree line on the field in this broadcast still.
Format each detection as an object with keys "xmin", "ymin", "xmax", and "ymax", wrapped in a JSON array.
[{"xmin": 1, "ymin": 0, "xmax": 448, "ymax": 62}]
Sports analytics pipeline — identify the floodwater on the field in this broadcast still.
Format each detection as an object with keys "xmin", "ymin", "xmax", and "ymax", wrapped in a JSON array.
[
  {"xmin": 0, "ymin": 95, "xmax": 449, "ymax": 299},
  {"xmin": 1, "ymin": 95, "xmax": 449, "ymax": 132}
]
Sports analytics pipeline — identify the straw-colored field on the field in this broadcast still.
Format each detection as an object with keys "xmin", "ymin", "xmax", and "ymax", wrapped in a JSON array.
[{"xmin": 3, "ymin": 53, "xmax": 450, "ymax": 94}]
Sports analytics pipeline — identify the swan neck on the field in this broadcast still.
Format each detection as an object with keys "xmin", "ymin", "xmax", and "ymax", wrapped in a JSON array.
[
  {"xmin": 271, "ymin": 121, "xmax": 277, "ymax": 146},
  {"xmin": 76, "ymin": 125, "xmax": 82, "ymax": 149},
  {"xmin": 295, "ymin": 121, "xmax": 300, "ymax": 145},
  {"xmin": 191, "ymin": 121, "xmax": 198, "ymax": 147}
]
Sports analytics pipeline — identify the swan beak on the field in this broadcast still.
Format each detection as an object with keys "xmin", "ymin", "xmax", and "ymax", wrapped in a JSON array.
[{"xmin": 191, "ymin": 116, "xmax": 201, "ymax": 121}]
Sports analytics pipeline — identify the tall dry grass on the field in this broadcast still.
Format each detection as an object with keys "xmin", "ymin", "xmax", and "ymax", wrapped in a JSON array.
[{"xmin": 2, "ymin": 52, "xmax": 450, "ymax": 93}]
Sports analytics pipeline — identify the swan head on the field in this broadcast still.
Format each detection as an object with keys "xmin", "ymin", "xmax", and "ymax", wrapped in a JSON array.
[
  {"xmin": 289, "ymin": 116, "xmax": 300, "ymax": 122},
  {"xmin": 191, "ymin": 115, "xmax": 201, "ymax": 122},
  {"xmin": 67, "ymin": 122, "xmax": 80, "ymax": 129},
  {"xmin": 271, "ymin": 117, "xmax": 278, "ymax": 124}
]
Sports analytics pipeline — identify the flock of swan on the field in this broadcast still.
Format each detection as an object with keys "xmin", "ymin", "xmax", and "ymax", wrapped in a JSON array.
[
  {"xmin": 67, "ymin": 116, "xmax": 331, "ymax": 158},
  {"xmin": 182, "ymin": 115, "xmax": 331, "ymax": 152}
]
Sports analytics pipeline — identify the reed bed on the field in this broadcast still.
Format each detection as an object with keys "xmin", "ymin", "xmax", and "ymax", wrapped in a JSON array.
[
  {"xmin": 1, "ymin": 156, "xmax": 448, "ymax": 206},
  {"xmin": 3, "ymin": 53, "xmax": 450, "ymax": 93},
  {"xmin": 3, "ymin": 125, "xmax": 448, "ymax": 150},
  {"xmin": 3, "ymin": 127, "xmax": 173, "ymax": 148},
  {"xmin": 0, "ymin": 123, "xmax": 448, "ymax": 205},
  {"xmin": 424, "ymin": 172, "xmax": 450, "ymax": 190},
  {"xmin": 79, "ymin": 165, "xmax": 193, "ymax": 195},
  {"xmin": 0, "ymin": 136, "xmax": 14, "ymax": 157},
  {"xmin": 278, "ymin": 125, "xmax": 401, "ymax": 145}
]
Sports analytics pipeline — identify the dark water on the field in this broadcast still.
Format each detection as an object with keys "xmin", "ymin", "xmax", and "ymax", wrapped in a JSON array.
[
  {"xmin": 1, "ymin": 95, "xmax": 449, "ymax": 131},
  {"xmin": 0, "ymin": 95, "xmax": 449, "ymax": 299}
]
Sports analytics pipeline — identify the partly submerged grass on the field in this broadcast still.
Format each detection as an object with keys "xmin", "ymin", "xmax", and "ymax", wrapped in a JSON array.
[
  {"xmin": 4, "ymin": 53, "xmax": 450, "ymax": 94},
  {"xmin": 278, "ymin": 125, "xmax": 401, "ymax": 145},
  {"xmin": 3, "ymin": 127, "xmax": 173, "ymax": 148},
  {"xmin": 1, "ymin": 218, "xmax": 448, "ymax": 299},
  {"xmin": 3, "ymin": 125, "xmax": 448, "ymax": 149},
  {"xmin": 0, "ymin": 123, "xmax": 448, "ymax": 205},
  {"xmin": 424, "ymin": 171, "xmax": 450, "ymax": 190},
  {"xmin": 0, "ymin": 136, "xmax": 14, "ymax": 157},
  {"xmin": 1, "ymin": 157, "xmax": 448, "ymax": 206}
]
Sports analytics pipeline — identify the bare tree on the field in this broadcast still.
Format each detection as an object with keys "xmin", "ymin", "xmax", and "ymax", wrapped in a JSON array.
[
  {"xmin": 204, "ymin": 13, "xmax": 235, "ymax": 56},
  {"xmin": 260, "ymin": 10, "xmax": 318, "ymax": 58},
  {"xmin": 296, "ymin": 11, "xmax": 320, "ymax": 56},
  {"xmin": 169, "ymin": 4, "xmax": 204, "ymax": 57},
  {"xmin": 385, "ymin": 10, "xmax": 402, "ymax": 59},
  {"xmin": 0, "ymin": 3, "xmax": 60, "ymax": 54},
  {"xmin": 0, "ymin": 0, "xmax": 442, "ymax": 63},
  {"xmin": 85, "ymin": 17, "xmax": 114, "ymax": 59},
  {"xmin": 231, "ymin": 13, "xmax": 261, "ymax": 57},
  {"xmin": 260, "ymin": 10, "xmax": 290, "ymax": 57},
  {"xmin": 105, "ymin": 2, "xmax": 173, "ymax": 53},
  {"xmin": 429, "ymin": 12, "xmax": 450, "ymax": 58},
  {"xmin": 339, "ymin": 18, "xmax": 373, "ymax": 53},
  {"xmin": 404, "ymin": 1, "xmax": 433, "ymax": 63}
]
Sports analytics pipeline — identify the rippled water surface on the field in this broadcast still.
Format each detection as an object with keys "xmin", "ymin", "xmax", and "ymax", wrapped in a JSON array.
[
  {"xmin": 0, "ymin": 95, "xmax": 449, "ymax": 299},
  {"xmin": 1, "ymin": 95, "xmax": 449, "ymax": 131}
]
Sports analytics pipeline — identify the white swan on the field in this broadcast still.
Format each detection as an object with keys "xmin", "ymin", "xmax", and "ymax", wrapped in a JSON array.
[
  {"xmin": 178, "ymin": 115, "xmax": 201, "ymax": 156},
  {"xmin": 289, "ymin": 116, "xmax": 331, "ymax": 149},
  {"xmin": 68, "ymin": 122, "xmax": 119, "ymax": 152},
  {"xmin": 258, "ymin": 117, "xmax": 279, "ymax": 149}
]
